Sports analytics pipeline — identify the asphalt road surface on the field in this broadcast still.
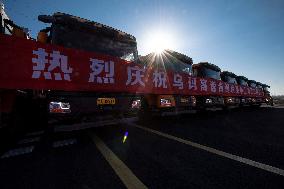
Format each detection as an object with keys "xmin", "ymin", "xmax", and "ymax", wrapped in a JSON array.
[{"xmin": 1, "ymin": 106, "xmax": 284, "ymax": 189}]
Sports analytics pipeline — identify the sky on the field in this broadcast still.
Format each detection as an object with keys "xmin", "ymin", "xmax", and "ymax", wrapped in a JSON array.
[{"xmin": 2, "ymin": 0, "xmax": 284, "ymax": 95}]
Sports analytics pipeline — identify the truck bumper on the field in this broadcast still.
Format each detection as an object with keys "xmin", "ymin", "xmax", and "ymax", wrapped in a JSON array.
[{"xmin": 150, "ymin": 106, "xmax": 196, "ymax": 116}]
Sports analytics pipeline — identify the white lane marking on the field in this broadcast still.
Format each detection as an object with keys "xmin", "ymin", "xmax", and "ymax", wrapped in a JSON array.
[
  {"xmin": 89, "ymin": 133, "xmax": 148, "ymax": 189},
  {"xmin": 25, "ymin": 130, "xmax": 44, "ymax": 137},
  {"xmin": 53, "ymin": 139, "xmax": 77, "ymax": 148},
  {"xmin": 17, "ymin": 137, "xmax": 41, "ymax": 144},
  {"xmin": 1, "ymin": 146, "xmax": 34, "ymax": 159},
  {"xmin": 127, "ymin": 122, "xmax": 284, "ymax": 177}
]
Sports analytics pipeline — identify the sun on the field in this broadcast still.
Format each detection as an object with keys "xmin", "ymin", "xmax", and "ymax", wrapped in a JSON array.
[
  {"xmin": 150, "ymin": 33, "xmax": 170, "ymax": 54},
  {"xmin": 142, "ymin": 29, "xmax": 175, "ymax": 54}
]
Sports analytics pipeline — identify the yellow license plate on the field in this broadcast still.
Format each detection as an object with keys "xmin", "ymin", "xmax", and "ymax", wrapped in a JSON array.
[{"xmin": 97, "ymin": 98, "xmax": 116, "ymax": 105}]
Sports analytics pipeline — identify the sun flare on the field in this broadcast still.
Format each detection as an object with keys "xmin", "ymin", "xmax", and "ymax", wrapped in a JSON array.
[{"xmin": 143, "ymin": 30, "xmax": 175, "ymax": 54}]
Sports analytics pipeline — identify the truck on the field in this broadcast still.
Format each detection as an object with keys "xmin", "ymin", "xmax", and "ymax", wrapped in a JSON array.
[
  {"xmin": 247, "ymin": 80, "xmax": 259, "ymax": 106},
  {"xmin": 37, "ymin": 13, "xmax": 141, "ymax": 124},
  {"xmin": 0, "ymin": 11, "xmax": 142, "ymax": 132},
  {"xmin": 256, "ymin": 82, "xmax": 266, "ymax": 105},
  {"xmin": 192, "ymin": 62, "xmax": 225, "ymax": 111},
  {"xmin": 236, "ymin": 75, "xmax": 250, "ymax": 106},
  {"xmin": 165, "ymin": 50, "xmax": 196, "ymax": 114},
  {"xmin": 261, "ymin": 83, "xmax": 273, "ymax": 106},
  {"xmin": 220, "ymin": 71, "xmax": 240, "ymax": 108},
  {"xmin": 138, "ymin": 49, "xmax": 196, "ymax": 118}
]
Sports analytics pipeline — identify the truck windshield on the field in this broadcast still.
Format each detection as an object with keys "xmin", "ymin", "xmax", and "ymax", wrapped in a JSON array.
[
  {"xmin": 165, "ymin": 61, "xmax": 192, "ymax": 75},
  {"xmin": 152, "ymin": 61, "xmax": 192, "ymax": 74},
  {"xmin": 140, "ymin": 53, "xmax": 192, "ymax": 75},
  {"xmin": 250, "ymin": 83, "xmax": 257, "ymax": 88},
  {"xmin": 225, "ymin": 76, "xmax": 237, "ymax": 84},
  {"xmin": 51, "ymin": 24, "xmax": 138, "ymax": 62},
  {"xmin": 181, "ymin": 66, "xmax": 192, "ymax": 75},
  {"xmin": 257, "ymin": 85, "xmax": 263, "ymax": 89},
  {"xmin": 203, "ymin": 68, "xmax": 221, "ymax": 80},
  {"xmin": 239, "ymin": 79, "xmax": 248, "ymax": 86},
  {"xmin": 164, "ymin": 52, "xmax": 192, "ymax": 74},
  {"xmin": 264, "ymin": 87, "xmax": 269, "ymax": 91}
]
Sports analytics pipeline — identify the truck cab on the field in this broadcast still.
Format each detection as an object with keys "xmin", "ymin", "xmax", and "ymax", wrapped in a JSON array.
[
  {"xmin": 165, "ymin": 50, "xmax": 196, "ymax": 114},
  {"xmin": 236, "ymin": 76, "xmax": 250, "ymax": 106},
  {"xmin": 221, "ymin": 71, "xmax": 240, "ymax": 108},
  {"xmin": 192, "ymin": 62, "xmax": 224, "ymax": 111},
  {"xmin": 262, "ymin": 84, "xmax": 273, "ymax": 106},
  {"xmin": 256, "ymin": 82, "xmax": 265, "ymax": 105},
  {"xmin": 248, "ymin": 80, "xmax": 258, "ymax": 106},
  {"xmin": 139, "ymin": 50, "xmax": 196, "ymax": 117},
  {"xmin": 37, "ymin": 13, "xmax": 140, "ymax": 122}
]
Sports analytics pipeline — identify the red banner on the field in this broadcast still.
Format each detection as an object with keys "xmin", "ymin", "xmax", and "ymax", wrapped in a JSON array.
[{"xmin": 0, "ymin": 34, "xmax": 263, "ymax": 97}]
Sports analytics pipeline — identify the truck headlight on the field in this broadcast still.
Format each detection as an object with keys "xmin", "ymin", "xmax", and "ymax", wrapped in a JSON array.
[
  {"xmin": 160, "ymin": 98, "xmax": 172, "ymax": 107},
  {"xmin": 191, "ymin": 96, "xmax": 196, "ymax": 105},
  {"xmin": 49, "ymin": 102, "xmax": 71, "ymax": 113},
  {"xmin": 131, "ymin": 99, "xmax": 141, "ymax": 109},
  {"xmin": 226, "ymin": 97, "xmax": 234, "ymax": 103},
  {"xmin": 205, "ymin": 98, "xmax": 212, "ymax": 104}
]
